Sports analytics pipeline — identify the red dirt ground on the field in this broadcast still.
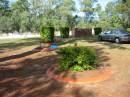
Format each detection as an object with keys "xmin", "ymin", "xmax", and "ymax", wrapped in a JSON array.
[
  {"xmin": 0, "ymin": 41, "xmax": 130, "ymax": 97},
  {"xmin": 47, "ymin": 64, "xmax": 112, "ymax": 84}
]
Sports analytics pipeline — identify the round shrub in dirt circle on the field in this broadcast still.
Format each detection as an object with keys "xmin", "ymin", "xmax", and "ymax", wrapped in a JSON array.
[
  {"xmin": 60, "ymin": 27, "xmax": 69, "ymax": 38},
  {"xmin": 40, "ymin": 27, "xmax": 54, "ymax": 43},
  {"xmin": 57, "ymin": 46, "xmax": 98, "ymax": 71}
]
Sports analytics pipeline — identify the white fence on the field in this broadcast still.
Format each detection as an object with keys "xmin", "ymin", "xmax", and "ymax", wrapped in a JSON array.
[
  {"xmin": 0, "ymin": 31, "xmax": 73, "ymax": 40},
  {"xmin": 0, "ymin": 33, "xmax": 40, "ymax": 40}
]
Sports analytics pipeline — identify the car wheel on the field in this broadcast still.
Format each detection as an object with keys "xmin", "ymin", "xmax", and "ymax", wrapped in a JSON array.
[
  {"xmin": 115, "ymin": 38, "xmax": 120, "ymax": 43},
  {"xmin": 98, "ymin": 36, "xmax": 102, "ymax": 41}
]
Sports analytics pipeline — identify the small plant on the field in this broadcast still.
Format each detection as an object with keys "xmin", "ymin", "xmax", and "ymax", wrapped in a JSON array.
[
  {"xmin": 57, "ymin": 46, "xmax": 98, "ymax": 71},
  {"xmin": 40, "ymin": 27, "xmax": 54, "ymax": 43},
  {"xmin": 60, "ymin": 27, "xmax": 69, "ymax": 38}
]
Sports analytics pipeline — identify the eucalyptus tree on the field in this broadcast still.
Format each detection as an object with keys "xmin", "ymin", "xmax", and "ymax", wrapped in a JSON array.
[
  {"xmin": 116, "ymin": 0, "xmax": 130, "ymax": 27},
  {"xmin": 0, "ymin": 0, "xmax": 12, "ymax": 33},
  {"xmin": 40, "ymin": 0, "xmax": 76, "ymax": 29},
  {"xmin": 11, "ymin": 0, "xmax": 31, "ymax": 32},
  {"xmin": 57, "ymin": 0, "xmax": 76, "ymax": 28},
  {"xmin": 105, "ymin": 1, "xmax": 123, "ymax": 29},
  {"xmin": 79, "ymin": 0, "xmax": 101, "ymax": 28},
  {"xmin": 0, "ymin": 0, "xmax": 10, "ymax": 16},
  {"xmin": 96, "ymin": 11, "xmax": 111, "ymax": 31},
  {"xmin": 95, "ymin": 1, "xmax": 123, "ymax": 30},
  {"xmin": 28, "ymin": 0, "xmax": 44, "ymax": 32},
  {"xmin": 0, "ymin": 15, "xmax": 12, "ymax": 33},
  {"xmin": 1, "ymin": 0, "xmax": 76, "ymax": 33}
]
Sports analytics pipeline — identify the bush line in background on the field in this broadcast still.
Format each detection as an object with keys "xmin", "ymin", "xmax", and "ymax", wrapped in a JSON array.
[{"xmin": 60, "ymin": 27, "xmax": 69, "ymax": 38}]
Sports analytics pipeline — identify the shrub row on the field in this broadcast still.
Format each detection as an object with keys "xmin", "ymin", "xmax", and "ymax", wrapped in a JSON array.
[
  {"xmin": 57, "ymin": 46, "xmax": 98, "ymax": 71},
  {"xmin": 94, "ymin": 28, "xmax": 102, "ymax": 35},
  {"xmin": 40, "ymin": 27, "xmax": 54, "ymax": 43},
  {"xmin": 40, "ymin": 27, "xmax": 70, "ymax": 43},
  {"xmin": 60, "ymin": 27, "xmax": 69, "ymax": 38}
]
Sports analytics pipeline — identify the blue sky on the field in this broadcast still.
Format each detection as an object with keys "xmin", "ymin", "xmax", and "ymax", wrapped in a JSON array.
[
  {"xmin": 75, "ymin": 0, "xmax": 113, "ymax": 10},
  {"xmin": 9, "ymin": 0, "xmax": 15, "ymax": 2},
  {"xmin": 9, "ymin": 0, "xmax": 113, "ymax": 11}
]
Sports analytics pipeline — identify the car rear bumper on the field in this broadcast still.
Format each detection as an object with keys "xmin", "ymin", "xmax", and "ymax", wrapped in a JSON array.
[{"xmin": 120, "ymin": 37, "xmax": 130, "ymax": 42}]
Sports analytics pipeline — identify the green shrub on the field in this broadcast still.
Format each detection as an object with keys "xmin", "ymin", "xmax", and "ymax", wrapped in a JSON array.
[
  {"xmin": 94, "ymin": 28, "xmax": 102, "ymax": 35},
  {"xmin": 127, "ymin": 28, "xmax": 130, "ymax": 32},
  {"xmin": 40, "ymin": 27, "xmax": 54, "ymax": 43},
  {"xmin": 70, "ymin": 65, "xmax": 84, "ymax": 72},
  {"xmin": 57, "ymin": 46, "xmax": 97, "ymax": 71},
  {"xmin": 60, "ymin": 27, "xmax": 69, "ymax": 38}
]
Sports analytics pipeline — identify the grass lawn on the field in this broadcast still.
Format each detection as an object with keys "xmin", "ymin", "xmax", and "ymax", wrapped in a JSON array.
[
  {"xmin": 0, "ymin": 38, "xmax": 40, "ymax": 50},
  {"xmin": 0, "ymin": 36, "xmax": 129, "ymax": 50},
  {"xmin": 0, "ymin": 36, "xmax": 130, "ymax": 97}
]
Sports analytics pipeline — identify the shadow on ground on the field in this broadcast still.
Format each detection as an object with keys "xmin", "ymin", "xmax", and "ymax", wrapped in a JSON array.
[
  {"xmin": 0, "ymin": 46, "xmax": 110, "ymax": 97},
  {"xmin": 0, "ymin": 53, "xmax": 66, "ymax": 97},
  {"xmin": 58, "ymin": 36, "xmax": 130, "ymax": 50},
  {"xmin": 0, "ymin": 50, "xmax": 40, "ymax": 62},
  {"xmin": 58, "ymin": 36, "xmax": 97, "ymax": 46},
  {"xmin": 99, "ymin": 42, "xmax": 130, "ymax": 50}
]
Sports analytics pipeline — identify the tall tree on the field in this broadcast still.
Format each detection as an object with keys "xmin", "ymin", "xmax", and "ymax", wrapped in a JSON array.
[
  {"xmin": 1, "ymin": 0, "xmax": 77, "ymax": 33},
  {"xmin": 97, "ymin": 11, "xmax": 111, "ymax": 30},
  {"xmin": 0, "ymin": 0, "xmax": 12, "ymax": 33},
  {"xmin": 97, "ymin": 1, "xmax": 123, "ymax": 30},
  {"xmin": 11, "ymin": 0, "xmax": 31, "ymax": 32},
  {"xmin": 116, "ymin": 0, "xmax": 130, "ymax": 27},
  {"xmin": 57, "ymin": 0, "xmax": 75, "ymax": 28},
  {"xmin": 79, "ymin": 0, "xmax": 100, "ymax": 28},
  {"xmin": 106, "ymin": 1, "xmax": 123, "ymax": 29},
  {"xmin": 0, "ymin": 0, "xmax": 10, "ymax": 16}
]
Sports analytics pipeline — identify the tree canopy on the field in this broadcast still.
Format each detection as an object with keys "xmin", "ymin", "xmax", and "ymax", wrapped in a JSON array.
[{"xmin": 0, "ymin": 0, "xmax": 129, "ymax": 33}]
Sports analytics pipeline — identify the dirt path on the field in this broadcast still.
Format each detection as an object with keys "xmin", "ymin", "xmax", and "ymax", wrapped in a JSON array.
[{"xmin": 0, "ymin": 41, "xmax": 130, "ymax": 97}]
